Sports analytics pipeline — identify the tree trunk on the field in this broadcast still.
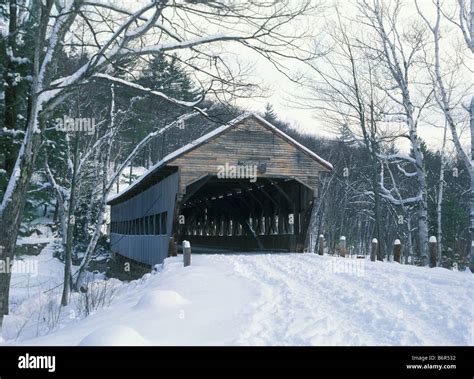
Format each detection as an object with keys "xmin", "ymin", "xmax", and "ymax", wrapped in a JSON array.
[
  {"xmin": 405, "ymin": 216, "xmax": 414, "ymax": 264},
  {"xmin": 1, "ymin": 0, "xmax": 19, "ymax": 195},
  {"xmin": 470, "ymin": 97, "xmax": 474, "ymax": 272},
  {"xmin": 409, "ymin": 123, "xmax": 429, "ymax": 265},
  {"xmin": 371, "ymin": 149, "xmax": 383, "ymax": 261},
  {"xmin": 61, "ymin": 134, "xmax": 79, "ymax": 306},
  {"xmin": 74, "ymin": 199, "xmax": 106, "ymax": 290},
  {"xmin": 437, "ymin": 124, "xmax": 447, "ymax": 267},
  {"xmin": 0, "ymin": 94, "xmax": 44, "ymax": 326}
]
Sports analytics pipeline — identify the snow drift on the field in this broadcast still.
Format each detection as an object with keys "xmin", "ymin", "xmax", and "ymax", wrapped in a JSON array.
[{"xmin": 2, "ymin": 251, "xmax": 473, "ymax": 346}]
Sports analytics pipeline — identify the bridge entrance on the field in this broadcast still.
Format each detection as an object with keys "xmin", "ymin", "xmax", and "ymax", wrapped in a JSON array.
[{"xmin": 177, "ymin": 175, "xmax": 314, "ymax": 252}]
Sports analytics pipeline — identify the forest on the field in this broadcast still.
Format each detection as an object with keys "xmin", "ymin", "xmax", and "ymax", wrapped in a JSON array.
[{"xmin": 0, "ymin": 0, "xmax": 472, "ymax": 331}]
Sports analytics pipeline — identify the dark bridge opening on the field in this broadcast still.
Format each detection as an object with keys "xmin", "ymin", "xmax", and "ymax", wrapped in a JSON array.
[
  {"xmin": 176, "ymin": 175, "xmax": 315, "ymax": 252},
  {"xmin": 108, "ymin": 114, "xmax": 332, "ymax": 265}
]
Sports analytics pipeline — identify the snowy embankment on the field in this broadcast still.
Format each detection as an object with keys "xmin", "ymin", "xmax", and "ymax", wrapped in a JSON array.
[{"xmin": 2, "ymin": 249, "xmax": 473, "ymax": 346}]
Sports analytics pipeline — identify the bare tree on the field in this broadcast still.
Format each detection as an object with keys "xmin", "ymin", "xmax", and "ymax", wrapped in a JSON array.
[
  {"xmin": 417, "ymin": 0, "xmax": 474, "ymax": 271},
  {"xmin": 300, "ymin": 5, "xmax": 427, "ymax": 261},
  {"xmin": 0, "ymin": 0, "xmax": 320, "ymax": 326},
  {"xmin": 295, "ymin": 9, "xmax": 385, "ymax": 257},
  {"xmin": 357, "ymin": 0, "xmax": 432, "ymax": 264},
  {"xmin": 436, "ymin": 122, "xmax": 448, "ymax": 265},
  {"xmin": 74, "ymin": 110, "xmax": 201, "ymax": 292}
]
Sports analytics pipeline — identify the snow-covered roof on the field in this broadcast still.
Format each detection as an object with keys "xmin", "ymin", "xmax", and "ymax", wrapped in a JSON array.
[{"xmin": 107, "ymin": 113, "xmax": 332, "ymax": 204}]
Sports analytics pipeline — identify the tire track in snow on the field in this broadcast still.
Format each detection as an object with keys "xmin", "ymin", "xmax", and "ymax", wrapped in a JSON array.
[
  {"xmin": 231, "ymin": 254, "xmax": 377, "ymax": 345},
  {"xmin": 229, "ymin": 254, "xmax": 473, "ymax": 345}
]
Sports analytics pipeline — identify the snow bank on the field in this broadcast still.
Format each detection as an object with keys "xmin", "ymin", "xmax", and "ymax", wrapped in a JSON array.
[
  {"xmin": 3, "ymin": 253, "xmax": 473, "ymax": 346},
  {"xmin": 79, "ymin": 325, "xmax": 151, "ymax": 346},
  {"xmin": 134, "ymin": 290, "xmax": 189, "ymax": 311}
]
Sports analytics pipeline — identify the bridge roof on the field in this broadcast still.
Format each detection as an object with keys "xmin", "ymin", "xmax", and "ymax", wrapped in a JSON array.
[{"xmin": 107, "ymin": 113, "xmax": 332, "ymax": 205}]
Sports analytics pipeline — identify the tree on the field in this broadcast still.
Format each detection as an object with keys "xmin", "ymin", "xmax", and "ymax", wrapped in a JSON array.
[
  {"xmin": 417, "ymin": 0, "xmax": 474, "ymax": 271},
  {"xmin": 263, "ymin": 103, "xmax": 278, "ymax": 124},
  {"xmin": 358, "ymin": 0, "xmax": 432, "ymax": 264},
  {"xmin": 0, "ymin": 0, "xmax": 320, "ymax": 326},
  {"xmin": 298, "ymin": 8, "xmax": 397, "ymax": 260}
]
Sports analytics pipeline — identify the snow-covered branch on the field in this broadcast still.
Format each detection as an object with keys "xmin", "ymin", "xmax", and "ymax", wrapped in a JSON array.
[
  {"xmin": 376, "ymin": 152, "xmax": 417, "ymax": 165},
  {"xmin": 93, "ymin": 73, "xmax": 204, "ymax": 108},
  {"xmin": 379, "ymin": 162, "xmax": 422, "ymax": 206},
  {"xmin": 396, "ymin": 164, "xmax": 417, "ymax": 177}
]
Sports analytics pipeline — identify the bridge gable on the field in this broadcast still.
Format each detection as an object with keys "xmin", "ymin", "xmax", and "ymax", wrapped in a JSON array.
[{"xmin": 169, "ymin": 116, "xmax": 329, "ymax": 196}]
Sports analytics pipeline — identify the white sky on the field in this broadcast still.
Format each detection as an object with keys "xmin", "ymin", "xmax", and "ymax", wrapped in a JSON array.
[
  {"xmin": 95, "ymin": 0, "xmax": 472, "ymax": 153},
  {"xmin": 224, "ymin": 0, "xmax": 472, "ymax": 154}
]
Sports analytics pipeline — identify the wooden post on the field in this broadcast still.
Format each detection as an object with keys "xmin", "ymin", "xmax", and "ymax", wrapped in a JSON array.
[
  {"xmin": 183, "ymin": 240, "xmax": 191, "ymax": 267},
  {"xmin": 370, "ymin": 238, "xmax": 378, "ymax": 262},
  {"xmin": 393, "ymin": 239, "xmax": 402, "ymax": 263},
  {"xmin": 339, "ymin": 236, "xmax": 346, "ymax": 257},
  {"xmin": 429, "ymin": 236, "xmax": 437, "ymax": 268},
  {"xmin": 168, "ymin": 237, "xmax": 177, "ymax": 257},
  {"xmin": 318, "ymin": 234, "xmax": 324, "ymax": 256}
]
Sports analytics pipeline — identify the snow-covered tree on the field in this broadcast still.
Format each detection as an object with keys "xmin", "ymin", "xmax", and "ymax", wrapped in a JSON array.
[
  {"xmin": 358, "ymin": 0, "xmax": 431, "ymax": 264},
  {"xmin": 416, "ymin": 0, "xmax": 473, "ymax": 272},
  {"xmin": 0, "ymin": 0, "xmax": 320, "ymax": 325}
]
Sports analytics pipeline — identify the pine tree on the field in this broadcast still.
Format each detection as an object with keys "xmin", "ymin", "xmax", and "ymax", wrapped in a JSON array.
[
  {"xmin": 126, "ymin": 53, "xmax": 200, "ymax": 163},
  {"xmin": 138, "ymin": 54, "xmax": 199, "ymax": 102},
  {"xmin": 263, "ymin": 103, "xmax": 278, "ymax": 124}
]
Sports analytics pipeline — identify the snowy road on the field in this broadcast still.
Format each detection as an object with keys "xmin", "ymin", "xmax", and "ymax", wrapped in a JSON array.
[
  {"xmin": 3, "ymin": 252, "xmax": 474, "ymax": 346},
  {"xmin": 231, "ymin": 254, "xmax": 473, "ymax": 345}
]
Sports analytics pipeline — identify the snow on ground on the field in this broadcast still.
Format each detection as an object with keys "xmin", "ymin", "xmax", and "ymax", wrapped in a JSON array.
[
  {"xmin": 2, "ymin": 242, "xmax": 68, "ymax": 342},
  {"xmin": 17, "ymin": 220, "xmax": 55, "ymax": 246},
  {"xmin": 2, "ymin": 251, "xmax": 473, "ymax": 346}
]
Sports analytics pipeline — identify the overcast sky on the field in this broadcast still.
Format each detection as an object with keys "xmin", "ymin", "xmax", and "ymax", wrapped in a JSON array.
[
  {"xmin": 226, "ymin": 0, "xmax": 472, "ymax": 154},
  {"xmin": 97, "ymin": 0, "xmax": 472, "ymax": 153}
]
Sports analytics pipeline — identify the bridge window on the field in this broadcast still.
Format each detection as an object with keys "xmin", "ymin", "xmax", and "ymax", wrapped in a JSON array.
[
  {"xmin": 153, "ymin": 214, "xmax": 160, "ymax": 235},
  {"xmin": 144, "ymin": 216, "xmax": 149, "ymax": 235},
  {"xmin": 147, "ymin": 215, "xmax": 152, "ymax": 235},
  {"xmin": 161, "ymin": 212, "xmax": 167, "ymax": 235},
  {"xmin": 111, "ymin": 213, "xmax": 168, "ymax": 236}
]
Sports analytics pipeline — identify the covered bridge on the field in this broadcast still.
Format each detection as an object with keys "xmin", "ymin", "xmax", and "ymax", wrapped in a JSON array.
[{"xmin": 107, "ymin": 113, "xmax": 332, "ymax": 266}]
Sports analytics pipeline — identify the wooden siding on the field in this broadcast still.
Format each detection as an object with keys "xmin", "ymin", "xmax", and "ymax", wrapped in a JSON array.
[
  {"xmin": 109, "ymin": 115, "xmax": 333, "ymax": 263},
  {"xmin": 168, "ymin": 118, "xmax": 327, "ymax": 197},
  {"xmin": 110, "ymin": 172, "xmax": 179, "ymax": 266}
]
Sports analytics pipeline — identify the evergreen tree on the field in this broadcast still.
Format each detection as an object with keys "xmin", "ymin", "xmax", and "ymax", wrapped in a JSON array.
[
  {"xmin": 263, "ymin": 103, "xmax": 278, "ymax": 124},
  {"xmin": 138, "ymin": 53, "xmax": 199, "ymax": 102},
  {"xmin": 119, "ymin": 53, "xmax": 200, "ymax": 165}
]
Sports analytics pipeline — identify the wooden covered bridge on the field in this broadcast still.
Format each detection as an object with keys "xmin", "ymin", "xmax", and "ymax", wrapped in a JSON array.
[{"xmin": 107, "ymin": 113, "xmax": 332, "ymax": 266}]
